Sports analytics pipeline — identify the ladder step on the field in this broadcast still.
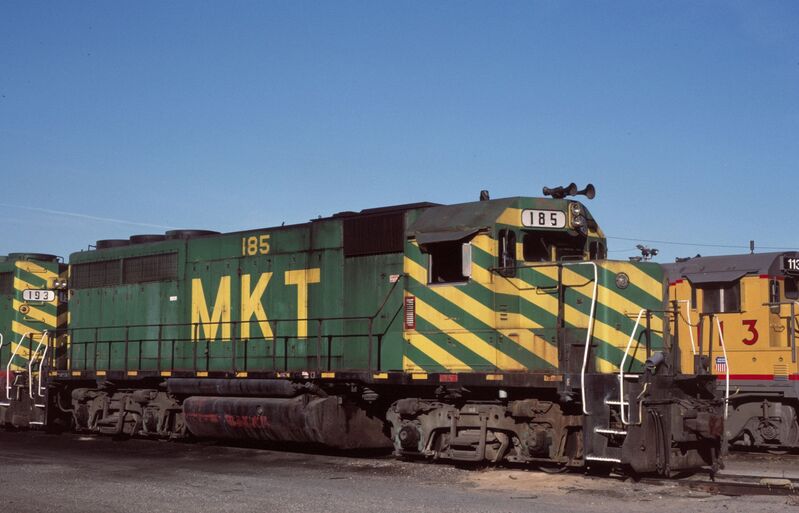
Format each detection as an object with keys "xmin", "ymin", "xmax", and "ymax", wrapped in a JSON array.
[
  {"xmin": 0, "ymin": 402, "xmax": 9, "ymax": 407},
  {"xmin": 35, "ymin": 404, "xmax": 46, "ymax": 409},
  {"xmin": 594, "ymin": 428, "xmax": 628, "ymax": 436},
  {"xmin": 585, "ymin": 455, "xmax": 622, "ymax": 463},
  {"xmin": 604, "ymin": 400, "xmax": 628, "ymax": 406},
  {"xmin": 29, "ymin": 421, "xmax": 44, "ymax": 425}
]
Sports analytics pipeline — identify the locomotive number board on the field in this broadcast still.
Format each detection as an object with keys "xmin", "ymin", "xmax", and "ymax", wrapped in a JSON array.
[
  {"xmin": 783, "ymin": 256, "xmax": 799, "ymax": 275},
  {"xmin": 22, "ymin": 289, "xmax": 55, "ymax": 302},
  {"xmin": 521, "ymin": 209, "xmax": 566, "ymax": 229}
]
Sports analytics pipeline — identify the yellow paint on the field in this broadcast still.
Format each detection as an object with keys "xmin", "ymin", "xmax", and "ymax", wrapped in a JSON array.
[
  {"xmin": 71, "ymin": 371, "xmax": 81, "ymax": 377},
  {"xmin": 96, "ymin": 370, "xmax": 107, "ymax": 376},
  {"xmin": 15, "ymin": 260, "xmax": 57, "ymax": 280},
  {"xmin": 191, "ymin": 276, "xmax": 231, "ymax": 341},
  {"xmin": 599, "ymin": 261, "xmax": 663, "ymax": 304},
  {"xmin": 13, "ymin": 300, "xmax": 57, "ymax": 327},
  {"xmin": 407, "ymin": 332, "xmax": 472, "ymax": 371},
  {"xmin": 321, "ymin": 372, "xmax": 335, "ymax": 378},
  {"xmin": 49, "ymin": 371, "xmax": 57, "ymax": 377},
  {"xmin": 160, "ymin": 371, "xmax": 172, "ymax": 377},
  {"xmin": 496, "ymin": 208, "xmax": 524, "ymax": 228},
  {"xmin": 412, "ymin": 373, "xmax": 428, "ymax": 380},
  {"xmin": 372, "ymin": 372, "xmax": 388, "ymax": 379},
  {"xmin": 196, "ymin": 371, "xmax": 209, "ymax": 377},
  {"xmin": 486, "ymin": 374, "xmax": 504, "ymax": 381},
  {"xmin": 13, "ymin": 277, "xmax": 57, "ymax": 302},
  {"xmin": 402, "ymin": 355, "xmax": 425, "ymax": 372},
  {"xmin": 240, "ymin": 272, "xmax": 273, "ymax": 339},
  {"xmin": 405, "ymin": 257, "xmax": 537, "ymax": 329},
  {"xmin": 414, "ymin": 297, "xmax": 525, "ymax": 371},
  {"xmin": 127, "ymin": 371, "xmax": 138, "ymax": 376},
  {"xmin": 671, "ymin": 275, "xmax": 797, "ymax": 376},
  {"xmin": 499, "ymin": 329, "xmax": 559, "ymax": 368},
  {"xmin": 236, "ymin": 371, "xmax": 248, "ymax": 378},
  {"xmin": 11, "ymin": 320, "xmax": 41, "ymax": 341},
  {"xmin": 284, "ymin": 268, "xmax": 321, "ymax": 339}
]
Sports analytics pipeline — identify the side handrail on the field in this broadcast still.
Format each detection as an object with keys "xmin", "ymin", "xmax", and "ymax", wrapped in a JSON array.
[
  {"xmin": 570, "ymin": 262, "xmax": 598, "ymax": 415},
  {"xmin": 619, "ymin": 309, "xmax": 646, "ymax": 425},
  {"xmin": 676, "ymin": 300, "xmax": 697, "ymax": 356},
  {"xmin": 714, "ymin": 318, "xmax": 730, "ymax": 420},
  {"xmin": 28, "ymin": 330, "xmax": 49, "ymax": 401},
  {"xmin": 6, "ymin": 332, "xmax": 32, "ymax": 401}
]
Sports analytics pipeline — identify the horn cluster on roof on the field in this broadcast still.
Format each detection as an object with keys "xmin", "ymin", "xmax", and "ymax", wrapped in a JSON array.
[{"xmin": 542, "ymin": 183, "xmax": 596, "ymax": 200}]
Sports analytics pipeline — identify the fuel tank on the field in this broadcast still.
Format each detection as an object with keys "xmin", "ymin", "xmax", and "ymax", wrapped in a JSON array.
[{"xmin": 182, "ymin": 395, "xmax": 392, "ymax": 449}]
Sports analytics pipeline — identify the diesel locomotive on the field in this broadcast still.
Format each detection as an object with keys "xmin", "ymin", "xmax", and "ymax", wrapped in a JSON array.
[
  {"xmin": 0, "ymin": 187, "xmax": 723, "ymax": 475},
  {"xmin": 666, "ymin": 252, "xmax": 799, "ymax": 450}
]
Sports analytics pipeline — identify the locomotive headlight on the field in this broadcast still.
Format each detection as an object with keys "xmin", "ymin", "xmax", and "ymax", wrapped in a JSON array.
[
  {"xmin": 569, "ymin": 202, "xmax": 583, "ymax": 217},
  {"xmin": 615, "ymin": 272, "xmax": 630, "ymax": 289},
  {"xmin": 571, "ymin": 214, "xmax": 586, "ymax": 228}
]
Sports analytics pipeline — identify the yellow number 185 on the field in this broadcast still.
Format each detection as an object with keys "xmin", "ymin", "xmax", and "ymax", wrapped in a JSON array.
[{"xmin": 241, "ymin": 234, "xmax": 270, "ymax": 256}]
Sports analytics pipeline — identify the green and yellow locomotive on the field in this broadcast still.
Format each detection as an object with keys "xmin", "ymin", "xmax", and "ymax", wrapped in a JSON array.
[
  {"xmin": 1, "ymin": 187, "xmax": 723, "ymax": 475},
  {"xmin": 0, "ymin": 253, "xmax": 66, "ymax": 427}
]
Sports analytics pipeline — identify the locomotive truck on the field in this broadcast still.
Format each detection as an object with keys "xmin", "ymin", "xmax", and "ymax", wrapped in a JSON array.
[{"xmin": 0, "ymin": 187, "xmax": 723, "ymax": 475}]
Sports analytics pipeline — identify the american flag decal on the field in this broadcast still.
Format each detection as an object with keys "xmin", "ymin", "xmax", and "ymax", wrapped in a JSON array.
[{"xmin": 715, "ymin": 356, "xmax": 727, "ymax": 373}]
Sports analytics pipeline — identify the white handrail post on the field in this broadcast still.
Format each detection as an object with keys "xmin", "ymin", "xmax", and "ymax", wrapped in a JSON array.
[
  {"xmin": 620, "ymin": 309, "xmax": 646, "ymax": 425},
  {"xmin": 6, "ymin": 332, "xmax": 31, "ymax": 401},
  {"xmin": 714, "ymin": 318, "xmax": 730, "ymax": 420},
  {"xmin": 28, "ymin": 330, "xmax": 49, "ymax": 400},
  {"xmin": 571, "ymin": 262, "xmax": 598, "ymax": 416},
  {"xmin": 38, "ymin": 332, "xmax": 50, "ymax": 397},
  {"xmin": 677, "ymin": 300, "xmax": 697, "ymax": 356}
]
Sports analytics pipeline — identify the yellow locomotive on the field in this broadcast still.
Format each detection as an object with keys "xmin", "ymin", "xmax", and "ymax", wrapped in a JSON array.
[{"xmin": 665, "ymin": 252, "xmax": 799, "ymax": 449}]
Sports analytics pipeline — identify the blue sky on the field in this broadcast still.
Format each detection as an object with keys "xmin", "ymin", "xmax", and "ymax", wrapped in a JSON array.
[{"xmin": 1, "ymin": 1, "xmax": 797, "ymax": 262}]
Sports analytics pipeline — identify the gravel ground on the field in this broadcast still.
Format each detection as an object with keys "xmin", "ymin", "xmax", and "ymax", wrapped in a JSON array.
[{"xmin": 0, "ymin": 431, "xmax": 793, "ymax": 513}]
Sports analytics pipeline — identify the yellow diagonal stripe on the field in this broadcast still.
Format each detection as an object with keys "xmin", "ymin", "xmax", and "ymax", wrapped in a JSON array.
[
  {"xmin": 408, "ymin": 332, "xmax": 472, "ymax": 372},
  {"xmin": 403, "ymin": 355, "xmax": 425, "ymax": 372},
  {"xmin": 415, "ymin": 297, "xmax": 525, "ymax": 371},
  {"xmin": 14, "ymin": 277, "xmax": 53, "ymax": 297},
  {"xmin": 15, "ymin": 260, "xmax": 57, "ymax": 280},
  {"xmin": 496, "ymin": 207, "xmax": 524, "ymax": 228},
  {"xmin": 599, "ymin": 261, "xmax": 663, "ymax": 303},
  {"xmin": 13, "ymin": 300, "xmax": 57, "ymax": 327},
  {"xmin": 8, "ymin": 342, "xmax": 31, "ymax": 360},
  {"xmin": 12, "ymin": 320, "xmax": 41, "ymax": 340},
  {"xmin": 561, "ymin": 267, "xmax": 664, "ymax": 335},
  {"xmin": 498, "ymin": 329, "xmax": 559, "ymax": 368},
  {"xmin": 405, "ymin": 257, "xmax": 540, "ymax": 329}
]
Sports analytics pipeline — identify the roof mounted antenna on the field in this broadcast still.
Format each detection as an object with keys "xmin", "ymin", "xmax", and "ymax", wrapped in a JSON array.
[
  {"xmin": 750, "ymin": 240, "xmax": 755, "ymax": 254},
  {"xmin": 635, "ymin": 244, "xmax": 659, "ymax": 262},
  {"xmin": 480, "ymin": 190, "xmax": 490, "ymax": 201},
  {"xmin": 542, "ymin": 183, "xmax": 596, "ymax": 200}
]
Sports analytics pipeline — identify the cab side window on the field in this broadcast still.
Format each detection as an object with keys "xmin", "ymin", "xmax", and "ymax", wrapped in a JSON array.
[
  {"xmin": 785, "ymin": 278, "xmax": 799, "ymax": 300},
  {"xmin": 427, "ymin": 242, "xmax": 472, "ymax": 284},
  {"xmin": 498, "ymin": 229, "xmax": 516, "ymax": 277},
  {"xmin": 700, "ymin": 281, "xmax": 740, "ymax": 313}
]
